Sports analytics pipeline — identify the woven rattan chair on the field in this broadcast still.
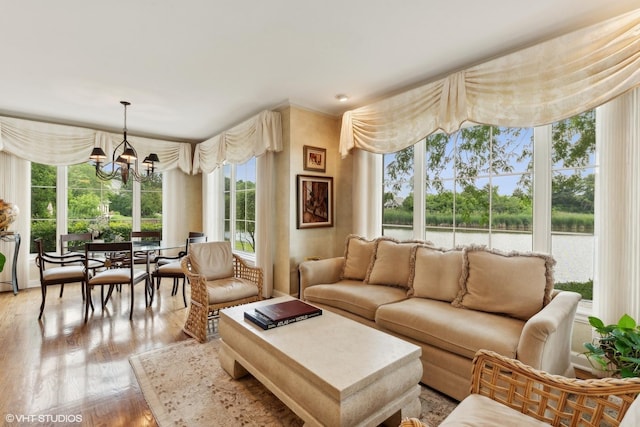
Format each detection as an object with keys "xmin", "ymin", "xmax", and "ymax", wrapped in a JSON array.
[
  {"xmin": 181, "ymin": 241, "xmax": 263, "ymax": 342},
  {"xmin": 429, "ymin": 349, "xmax": 640, "ymax": 427}
]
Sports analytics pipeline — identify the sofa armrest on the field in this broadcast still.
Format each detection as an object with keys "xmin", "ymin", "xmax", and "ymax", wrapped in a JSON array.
[
  {"xmin": 298, "ymin": 256, "xmax": 344, "ymax": 298},
  {"xmin": 516, "ymin": 290, "xmax": 582, "ymax": 376}
]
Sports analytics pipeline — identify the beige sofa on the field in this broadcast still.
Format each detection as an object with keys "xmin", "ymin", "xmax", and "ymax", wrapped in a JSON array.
[{"xmin": 299, "ymin": 235, "xmax": 582, "ymax": 401}]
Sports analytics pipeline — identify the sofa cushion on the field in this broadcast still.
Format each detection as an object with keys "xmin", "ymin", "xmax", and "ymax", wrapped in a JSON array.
[
  {"xmin": 375, "ymin": 298, "xmax": 524, "ymax": 359},
  {"xmin": 366, "ymin": 237, "xmax": 418, "ymax": 289},
  {"xmin": 341, "ymin": 234, "xmax": 376, "ymax": 281},
  {"xmin": 408, "ymin": 245, "xmax": 463, "ymax": 302},
  {"xmin": 304, "ymin": 280, "xmax": 408, "ymax": 321},
  {"xmin": 452, "ymin": 245, "xmax": 555, "ymax": 321}
]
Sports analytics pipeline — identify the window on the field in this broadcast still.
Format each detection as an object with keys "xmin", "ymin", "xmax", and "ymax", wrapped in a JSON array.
[
  {"xmin": 30, "ymin": 162, "xmax": 163, "ymax": 252},
  {"xmin": 550, "ymin": 111, "xmax": 596, "ymax": 300},
  {"xmin": 30, "ymin": 163, "xmax": 57, "ymax": 252},
  {"xmin": 141, "ymin": 174, "xmax": 163, "ymax": 233},
  {"xmin": 382, "ymin": 111, "xmax": 596, "ymax": 301},
  {"xmin": 223, "ymin": 158, "xmax": 257, "ymax": 255}
]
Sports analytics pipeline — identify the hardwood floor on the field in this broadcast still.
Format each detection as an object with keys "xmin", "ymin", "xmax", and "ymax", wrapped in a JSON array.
[{"xmin": 0, "ymin": 279, "xmax": 192, "ymax": 426}]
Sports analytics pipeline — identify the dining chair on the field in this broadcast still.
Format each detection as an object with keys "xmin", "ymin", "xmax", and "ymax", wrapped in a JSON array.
[
  {"xmin": 84, "ymin": 241, "xmax": 151, "ymax": 321},
  {"xmin": 152, "ymin": 235, "xmax": 207, "ymax": 306},
  {"xmin": 59, "ymin": 232, "xmax": 94, "ymax": 299},
  {"xmin": 34, "ymin": 238, "xmax": 87, "ymax": 320},
  {"xmin": 130, "ymin": 230, "xmax": 162, "ymax": 265},
  {"xmin": 60, "ymin": 232, "xmax": 93, "ymax": 255}
]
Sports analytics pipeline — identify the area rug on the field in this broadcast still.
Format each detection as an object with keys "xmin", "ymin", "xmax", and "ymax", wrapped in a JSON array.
[{"xmin": 130, "ymin": 338, "xmax": 458, "ymax": 426}]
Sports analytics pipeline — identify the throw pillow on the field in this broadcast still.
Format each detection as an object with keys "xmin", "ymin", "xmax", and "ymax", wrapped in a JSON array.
[
  {"xmin": 340, "ymin": 234, "xmax": 376, "ymax": 281},
  {"xmin": 188, "ymin": 241, "xmax": 234, "ymax": 280},
  {"xmin": 408, "ymin": 245, "xmax": 463, "ymax": 302},
  {"xmin": 366, "ymin": 237, "xmax": 420, "ymax": 289},
  {"xmin": 452, "ymin": 245, "xmax": 555, "ymax": 321}
]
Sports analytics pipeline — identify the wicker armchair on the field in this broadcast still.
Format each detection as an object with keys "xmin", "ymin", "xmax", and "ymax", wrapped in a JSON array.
[
  {"xmin": 181, "ymin": 241, "xmax": 263, "ymax": 342},
  {"xmin": 426, "ymin": 349, "xmax": 640, "ymax": 427}
]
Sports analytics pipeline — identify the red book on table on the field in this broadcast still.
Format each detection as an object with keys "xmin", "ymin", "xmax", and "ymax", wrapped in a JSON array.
[{"xmin": 255, "ymin": 299, "xmax": 322, "ymax": 322}]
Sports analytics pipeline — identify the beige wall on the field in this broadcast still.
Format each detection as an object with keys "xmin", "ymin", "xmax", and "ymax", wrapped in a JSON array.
[{"xmin": 273, "ymin": 106, "xmax": 352, "ymax": 296}]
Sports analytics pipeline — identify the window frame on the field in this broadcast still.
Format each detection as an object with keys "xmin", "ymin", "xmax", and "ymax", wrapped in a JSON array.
[
  {"xmin": 383, "ymin": 119, "xmax": 596, "ymax": 316},
  {"xmin": 223, "ymin": 158, "xmax": 257, "ymax": 261},
  {"xmin": 29, "ymin": 163, "xmax": 162, "ymax": 253}
]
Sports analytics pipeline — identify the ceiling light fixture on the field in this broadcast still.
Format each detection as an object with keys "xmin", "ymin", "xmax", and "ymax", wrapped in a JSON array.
[
  {"xmin": 336, "ymin": 94, "xmax": 349, "ymax": 102},
  {"xmin": 89, "ymin": 101, "xmax": 159, "ymax": 185}
]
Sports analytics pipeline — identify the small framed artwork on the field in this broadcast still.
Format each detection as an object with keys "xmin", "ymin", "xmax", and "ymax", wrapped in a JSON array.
[
  {"xmin": 303, "ymin": 145, "xmax": 326, "ymax": 172},
  {"xmin": 297, "ymin": 175, "xmax": 334, "ymax": 229}
]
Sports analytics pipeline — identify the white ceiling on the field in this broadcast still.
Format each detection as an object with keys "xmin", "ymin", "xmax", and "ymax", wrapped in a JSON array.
[{"xmin": 1, "ymin": 1, "xmax": 639, "ymax": 143}]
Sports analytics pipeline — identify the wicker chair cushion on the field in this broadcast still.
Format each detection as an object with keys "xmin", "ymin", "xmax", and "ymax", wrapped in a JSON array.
[
  {"xmin": 206, "ymin": 277, "xmax": 259, "ymax": 304},
  {"xmin": 439, "ymin": 394, "xmax": 548, "ymax": 426},
  {"xmin": 89, "ymin": 268, "xmax": 146, "ymax": 285},
  {"xmin": 43, "ymin": 265, "xmax": 85, "ymax": 281},
  {"xmin": 620, "ymin": 395, "xmax": 640, "ymax": 427},
  {"xmin": 452, "ymin": 246, "xmax": 555, "ymax": 321},
  {"xmin": 408, "ymin": 245, "xmax": 463, "ymax": 302},
  {"xmin": 341, "ymin": 235, "xmax": 376, "ymax": 281},
  {"xmin": 189, "ymin": 241, "xmax": 234, "ymax": 280}
]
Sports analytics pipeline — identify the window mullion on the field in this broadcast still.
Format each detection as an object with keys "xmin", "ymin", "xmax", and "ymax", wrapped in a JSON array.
[
  {"xmin": 414, "ymin": 139, "xmax": 426, "ymax": 240},
  {"xmin": 532, "ymin": 125, "xmax": 552, "ymax": 253}
]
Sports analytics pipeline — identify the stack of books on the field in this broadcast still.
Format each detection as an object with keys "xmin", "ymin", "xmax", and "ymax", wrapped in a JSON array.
[{"xmin": 244, "ymin": 299, "xmax": 322, "ymax": 330}]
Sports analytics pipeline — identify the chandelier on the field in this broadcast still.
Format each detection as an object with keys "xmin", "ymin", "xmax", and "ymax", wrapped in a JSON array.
[{"xmin": 89, "ymin": 101, "xmax": 159, "ymax": 185}]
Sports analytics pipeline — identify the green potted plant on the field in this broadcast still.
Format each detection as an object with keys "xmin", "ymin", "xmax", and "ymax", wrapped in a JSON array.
[
  {"xmin": 583, "ymin": 313, "xmax": 640, "ymax": 378},
  {"xmin": 0, "ymin": 251, "xmax": 5, "ymax": 272}
]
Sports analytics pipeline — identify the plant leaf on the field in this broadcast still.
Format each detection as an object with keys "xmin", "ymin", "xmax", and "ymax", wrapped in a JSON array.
[
  {"xmin": 619, "ymin": 314, "xmax": 636, "ymax": 330},
  {"xmin": 588, "ymin": 316, "xmax": 606, "ymax": 329}
]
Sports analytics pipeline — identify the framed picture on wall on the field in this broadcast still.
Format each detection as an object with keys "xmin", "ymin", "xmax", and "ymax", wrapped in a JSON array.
[
  {"xmin": 303, "ymin": 145, "xmax": 326, "ymax": 172},
  {"xmin": 297, "ymin": 175, "xmax": 333, "ymax": 229}
]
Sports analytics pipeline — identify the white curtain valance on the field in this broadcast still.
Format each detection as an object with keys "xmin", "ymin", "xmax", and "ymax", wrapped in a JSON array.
[
  {"xmin": 193, "ymin": 110, "xmax": 283, "ymax": 174},
  {"xmin": 0, "ymin": 116, "xmax": 192, "ymax": 173},
  {"xmin": 340, "ymin": 8, "xmax": 640, "ymax": 157}
]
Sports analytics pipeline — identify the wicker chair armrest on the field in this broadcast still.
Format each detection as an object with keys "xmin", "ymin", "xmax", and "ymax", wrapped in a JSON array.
[
  {"xmin": 232, "ymin": 254, "xmax": 263, "ymax": 299},
  {"xmin": 471, "ymin": 349, "xmax": 640, "ymax": 426},
  {"xmin": 180, "ymin": 255, "xmax": 209, "ymax": 307}
]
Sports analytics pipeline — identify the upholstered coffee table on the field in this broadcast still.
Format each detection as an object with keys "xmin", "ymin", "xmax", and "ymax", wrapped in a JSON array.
[{"xmin": 218, "ymin": 296, "xmax": 422, "ymax": 427}]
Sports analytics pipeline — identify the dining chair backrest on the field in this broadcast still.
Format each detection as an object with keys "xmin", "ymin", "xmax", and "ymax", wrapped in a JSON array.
[
  {"xmin": 60, "ymin": 232, "xmax": 93, "ymax": 255},
  {"xmin": 85, "ymin": 241, "xmax": 134, "ymax": 272},
  {"xmin": 188, "ymin": 231, "xmax": 206, "ymax": 238},
  {"xmin": 185, "ymin": 235, "xmax": 207, "ymax": 253}
]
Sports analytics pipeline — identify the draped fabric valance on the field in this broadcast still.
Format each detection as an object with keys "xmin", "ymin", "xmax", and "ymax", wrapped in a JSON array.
[
  {"xmin": 0, "ymin": 116, "xmax": 192, "ymax": 173},
  {"xmin": 192, "ymin": 110, "xmax": 282, "ymax": 174},
  {"xmin": 340, "ymin": 8, "xmax": 640, "ymax": 157}
]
